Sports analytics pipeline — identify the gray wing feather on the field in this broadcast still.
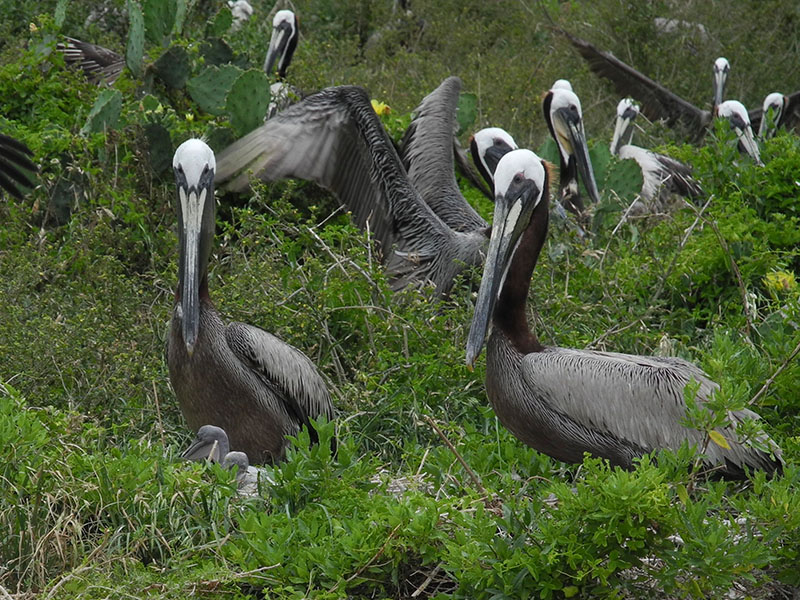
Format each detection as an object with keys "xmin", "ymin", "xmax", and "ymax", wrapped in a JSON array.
[
  {"xmin": 562, "ymin": 31, "xmax": 710, "ymax": 135},
  {"xmin": 216, "ymin": 85, "xmax": 486, "ymax": 296},
  {"xmin": 522, "ymin": 348, "xmax": 780, "ymax": 472},
  {"xmin": 225, "ymin": 321, "xmax": 334, "ymax": 433},
  {"xmin": 398, "ymin": 76, "xmax": 487, "ymax": 231},
  {"xmin": 57, "ymin": 37, "xmax": 124, "ymax": 85}
]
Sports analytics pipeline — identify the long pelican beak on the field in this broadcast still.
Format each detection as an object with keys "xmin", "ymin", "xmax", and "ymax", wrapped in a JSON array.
[
  {"xmin": 610, "ymin": 105, "xmax": 637, "ymax": 155},
  {"xmin": 713, "ymin": 72, "xmax": 726, "ymax": 108},
  {"xmin": 263, "ymin": 22, "xmax": 292, "ymax": 75},
  {"xmin": 482, "ymin": 141, "xmax": 515, "ymax": 180},
  {"xmin": 177, "ymin": 180, "xmax": 209, "ymax": 354},
  {"xmin": 466, "ymin": 168, "xmax": 541, "ymax": 368},
  {"xmin": 554, "ymin": 106, "xmax": 601, "ymax": 204},
  {"xmin": 726, "ymin": 111, "xmax": 763, "ymax": 166}
]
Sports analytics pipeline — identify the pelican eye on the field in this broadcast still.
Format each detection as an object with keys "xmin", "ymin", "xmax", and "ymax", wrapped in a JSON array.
[
  {"xmin": 513, "ymin": 173, "xmax": 524, "ymax": 184},
  {"xmin": 176, "ymin": 164, "xmax": 184, "ymax": 175},
  {"xmin": 202, "ymin": 164, "xmax": 210, "ymax": 176}
]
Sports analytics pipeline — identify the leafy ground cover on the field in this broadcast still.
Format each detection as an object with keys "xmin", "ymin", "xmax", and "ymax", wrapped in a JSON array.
[{"xmin": 1, "ymin": 0, "xmax": 799, "ymax": 598}]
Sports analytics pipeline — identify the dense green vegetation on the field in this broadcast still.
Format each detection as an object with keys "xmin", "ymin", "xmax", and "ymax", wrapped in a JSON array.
[{"xmin": 1, "ymin": 0, "xmax": 799, "ymax": 597}]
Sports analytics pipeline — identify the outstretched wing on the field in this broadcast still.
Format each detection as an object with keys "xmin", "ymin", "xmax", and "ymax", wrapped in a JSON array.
[
  {"xmin": 57, "ymin": 37, "xmax": 124, "ymax": 85},
  {"xmin": 216, "ymin": 85, "xmax": 485, "ymax": 296},
  {"xmin": 398, "ymin": 76, "xmax": 487, "ymax": 231},
  {"xmin": 561, "ymin": 31, "xmax": 710, "ymax": 134},
  {"xmin": 0, "ymin": 133, "xmax": 36, "ymax": 199}
]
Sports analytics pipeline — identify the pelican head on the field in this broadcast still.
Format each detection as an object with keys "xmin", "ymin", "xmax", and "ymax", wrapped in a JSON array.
[
  {"xmin": 263, "ymin": 9, "xmax": 299, "ymax": 78},
  {"xmin": 544, "ymin": 87, "xmax": 601, "ymax": 205},
  {"xmin": 712, "ymin": 57, "xmax": 730, "ymax": 108},
  {"xmin": 716, "ymin": 100, "xmax": 762, "ymax": 165},
  {"xmin": 174, "ymin": 139, "xmax": 216, "ymax": 355},
  {"xmin": 610, "ymin": 98, "xmax": 640, "ymax": 155},
  {"xmin": 222, "ymin": 451, "xmax": 250, "ymax": 483},
  {"xmin": 181, "ymin": 424, "xmax": 229, "ymax": 462},
  {"xmin": 466, "ymin": 149, "xmax": 548, "ymax": 368},
  {"xmin": 758, "ymin": 92, "xmax": 786, "ymax": 139},
  {"xmin": 551, "ymin": 79, "xmax": 574, "ymax": 92},
  {"xmin": 469, "ymin": 127, "xmax": 518, "ymax": 188}
]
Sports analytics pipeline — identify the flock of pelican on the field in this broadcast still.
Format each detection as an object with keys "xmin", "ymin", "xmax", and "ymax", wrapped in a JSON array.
[{"xmin": 3, "ymin": 6, "xmax": 788, "ymax": 485}]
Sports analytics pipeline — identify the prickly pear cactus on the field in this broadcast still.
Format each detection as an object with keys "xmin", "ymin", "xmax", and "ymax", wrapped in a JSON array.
[
  {"xmin": 143, "ymin": 0, "xmax": 176, "ymax": 46},
  {"xmin": 201, "ymin": 38, "xmax": 233, "ymax": 67},
  {"xmin": 536, "ymin": 137, "xmax": 559, "ymax": 166},
  {"xmin": 225, "ymin": 69, "xmax": 270, "ymax": 137},
  {"xmin": 126, "ymin": 0, "xmax": 145, "ymax": 78},
  {"xmin": 187, "ymin": 65, "xmax": 243, "ymax": 115},
  {"xmin": 144, "ymin": 122, "xmax": 173, "ymax": 173},
  {"xmin": 603, "ymin": 156, "xmax": 644, "ymax": 202},
  {"xmin": 208, "ymin": 6, "xmax": 233, "ymax": 37},
  {"xmin": 588, "ymin": 143, "xmax": 612, "ymax": 189},
  {"xmin": 81, "ymin": 89, "xmax": 123, "ymax": 135},
  {"xmin": 154, "ymin": 45, "xmax": 190, "ymax": 89}
]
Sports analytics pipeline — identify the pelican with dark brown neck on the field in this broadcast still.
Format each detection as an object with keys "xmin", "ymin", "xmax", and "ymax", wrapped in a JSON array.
[
  {"xmin": 465, "ymin": 149, "xmax": 782, "ymax": 478},
  {"xmin": 166, "ymin": 139, "xmax": 335, "ymax": 464}
]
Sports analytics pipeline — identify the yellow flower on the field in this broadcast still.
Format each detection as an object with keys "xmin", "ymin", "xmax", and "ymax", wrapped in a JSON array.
[
  {"xmin": 185, "ymin": 113, "xmax": 194, "ymax": 122},
  {"xmin": 763, "ymin": 270, "xmax": 797, "ymax": 294},
  {"xmin": 29, "ymin": 22, "xmax": 38, "ymax": 32},
  {"xmin": 371, "ymin": 99, "xmax": 391, "ymax": 116}
]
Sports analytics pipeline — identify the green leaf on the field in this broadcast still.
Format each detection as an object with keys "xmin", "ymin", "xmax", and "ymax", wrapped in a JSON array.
[
  {"xmin": 126, "ymin": 0, "xmax": 145, "ymax": 78},
  {"xmin": 708, "ymin": 430, "xmax": 731, "ymax": 450},
  {"xmin": 80, "ymin": 89, "xmax": 123, "ymax": 135}
]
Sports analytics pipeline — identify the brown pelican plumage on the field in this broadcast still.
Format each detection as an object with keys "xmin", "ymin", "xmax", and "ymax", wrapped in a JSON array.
[
  {"xmin": 216, "ymin": 80, "xmax": 489, "ymax": 297},
  {"xmin": 465, "ymin": 149, "xmax": 782, "ymax": 477},
  {"xmin": 542, "ymin": 85, "xmax": 601, "ymax": 219},
  {"xmin": 167, "ymin": 139, "xmax": 336, "ymax": 464},
  {"xmin": 611, "ymin": 98, "xmax": 703, "ymax": 211},
  {"xmin": 756, "ymin": 92, "xmax": 800, "ymax": 139},
  {"xmin": 716, "ymin": 100, "xmax": 763, "ymax": 165},
  {"xmin": 562, "ymin": 31, "xmax": 728, "ymax": 140},
  {"xmin": 0, "ymin": 133, "xmax": 36, "ymax": 199},
  {"xmin": 398, "ymin": 77, "xmax": 488, "ymax": 233},
  {"xmin": 469, "ymin": 127, "xmax": 518, "ymax": 190},
  {"xmin": 57, "ymin": 37, "xmax": 124, "ymax": 86},
  {"xmin": 263, "ymin": 10, "xmax": 299, "ymax": 78}
]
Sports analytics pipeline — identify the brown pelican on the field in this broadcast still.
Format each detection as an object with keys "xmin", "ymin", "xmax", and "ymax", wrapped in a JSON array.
[
  {"xmin": 263, "ymin": 10, "xmax": 299, "ymax": 78},
  {"xmin": 216, "ymin": 81, "xmax": 490, "ymax": 297},
  {"xmin": 0, "ymin": 133, "xmax": 36, "ymax": 199},
  {"xmin": 611, "ymin": 98, "xmax": 703, "ymax": 211},
  {"xmin": 56, "ymin": 37, "xmax": 124, "ymax": 86},
  {"xmin": 542, "ymin": 85, "xmax": 601, "ymax": 219},
  {"xmin": 716, "ymin": 100, "xmax": 763, "ymax": 165},
  {"xmin": 465, "ymin": 148, "xmax": 783, "ymax": 477},
  {"xmin": 469, "ymin": 127, "xmax": 518, "ymax": 190},
  {"xmin": 561, "ymin": 31, "xmax": 728, "ymax": 139},
  {"xmin": 756, "ymin": 92, "xmax": 800, "ymax": 139},
  {"xmin": 264, "ymin": 10, "xmax": 300, "ymax": 119},
  {"xmin": 167, "ymin": 139, "xmax": 336, "ymax": 464}
]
